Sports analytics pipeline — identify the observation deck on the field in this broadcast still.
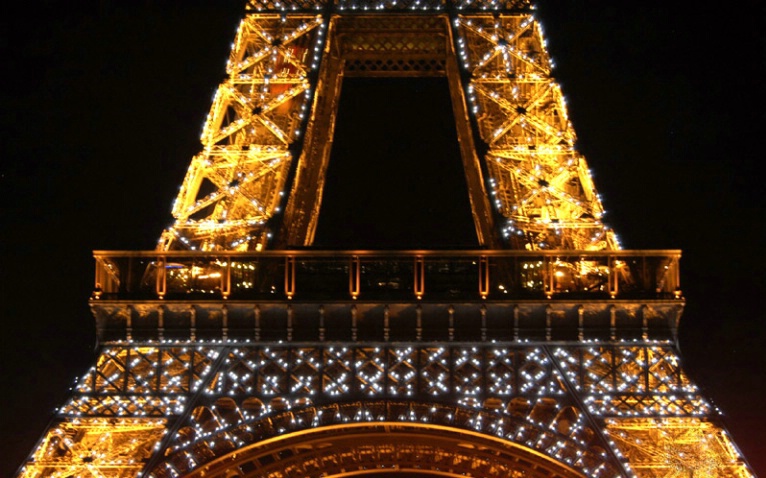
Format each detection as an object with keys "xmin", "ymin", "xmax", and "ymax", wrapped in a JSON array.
[{"xmin": 91, "ymin": 249, "xmax": 684, "ymax": 344}]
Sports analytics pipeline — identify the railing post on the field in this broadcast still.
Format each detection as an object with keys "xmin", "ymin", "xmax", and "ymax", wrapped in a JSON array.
[
  {"xmin": 544, "ymin": 256, "xmax": 554, "ymax": 299},
  {"xmin": 221, "ymin": 258, "xmax": 231, "ymax": 299},
  {"xmin": 414, "ymin": 255, "xmax": 425, "ymax": 300},
  {"xmin": 349, "ymin": 255, "xmax": 360, "ymax": 300},
  {"xmin": 93, "ymin": 257, "xmax": 105, "ymax": 299},
  {"xmin": 285, "ymin": 255, "xmax": 296, "ymax": 299},
  {"xmin": 156, "ymin": 255, "xmax": 166, "ymax": 299},
  {"xmin": 671, "ymin": 254, "xmax": 683, "ymax": 299},
  {"xmin": 479, "ymin": 255, "xmax": 489, "ymax": 299}
]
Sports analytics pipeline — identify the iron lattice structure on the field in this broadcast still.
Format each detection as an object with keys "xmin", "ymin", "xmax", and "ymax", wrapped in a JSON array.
[
  {"xmin": 156, "ymin": 0, "xmax": 616, "ymax": 252},
  {"xmin": 17, "ymin": 1, "xmax": 756, "ymax": 477}
]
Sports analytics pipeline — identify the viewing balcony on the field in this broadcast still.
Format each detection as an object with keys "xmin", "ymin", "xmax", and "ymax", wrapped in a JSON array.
[
  {"xmin": 92, "ymin": 249, "xmax": 682, "ymax": 303},
  {"xmin": 90, "ymin": 250, "xmax": 684, "ymax": 344}
]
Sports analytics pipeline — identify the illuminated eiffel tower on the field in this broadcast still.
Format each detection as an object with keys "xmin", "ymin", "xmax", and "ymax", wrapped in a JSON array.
[{"xmin": 17, "ymin": 1, "xmax": 756, "ymax": 477}]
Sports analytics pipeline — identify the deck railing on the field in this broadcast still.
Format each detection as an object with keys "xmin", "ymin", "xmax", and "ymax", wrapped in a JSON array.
[
  {"xmin": 93, "ymin": 249, "xmax": 682, "ymax": 302},
  {"xmin": 94, "ymin": 250, "xmax": 681, "ymax": 300}
]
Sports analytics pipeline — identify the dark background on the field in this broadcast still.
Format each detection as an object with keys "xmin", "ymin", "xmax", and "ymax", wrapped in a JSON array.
[{"xmin": 2, "ymin": 1, "xmax": 764, "ymax": 476}]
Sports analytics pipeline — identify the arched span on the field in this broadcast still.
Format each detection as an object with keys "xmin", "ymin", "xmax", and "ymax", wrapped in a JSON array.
[
  {"xmin": 181, "ymin": 422, "xmax": 588, "ymax": 478},
  {"xmin": 148, "ymin": 400, "xmax": 618, "ymax": 477}
]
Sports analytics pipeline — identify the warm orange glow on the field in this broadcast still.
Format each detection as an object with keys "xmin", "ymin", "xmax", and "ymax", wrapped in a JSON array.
[
  {"xmin": 606, "ymin": 418, "xmax": 754, "ymax": 478},
  {"xmin": 18, "ymin": 418, "xmax": 166, "ymax": 478},
  {"xmin": 16, "ymin": 2, "xmax": 755, "ymax": 478},
  {"xmin": 182, "ymin": 422, "xmax": 587, "ymax": 478}
]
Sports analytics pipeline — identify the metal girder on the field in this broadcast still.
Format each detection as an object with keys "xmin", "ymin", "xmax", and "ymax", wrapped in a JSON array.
[
  {"xmin": 606, "ymin": 418, "xmax": 753, "ymax": 478},
  {"xmin": 17, "ymin": 418, "xmax": 166, "ymax": 478},
  {"xmin": 160, "ymin": 14, "xmax": 326, "ymax": 252},
  {"xmin": 159, "ymin": 2, "xmax": 616, "ymax": 252},
  {"xmin": 453, "ymin": 13, "xmax": 617, "ymax": 250},
  {"xmin": 18, "ymin": 342, "xmax": 753, "ymax": 477}
]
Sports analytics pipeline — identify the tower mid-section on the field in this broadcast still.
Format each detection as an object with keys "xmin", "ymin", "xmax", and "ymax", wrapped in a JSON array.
[{"xmin": 15, "ymin": 1, "xmax": 756, "ymax": 477}]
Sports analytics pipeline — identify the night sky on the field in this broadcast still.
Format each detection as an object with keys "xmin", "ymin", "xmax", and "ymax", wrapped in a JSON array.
[{"xmin": 2, "ymin": 1, "xmax": 764, "ymax": 476}]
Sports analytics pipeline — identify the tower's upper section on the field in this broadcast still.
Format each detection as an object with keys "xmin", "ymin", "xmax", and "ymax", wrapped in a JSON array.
[{"xmin": 158, "ymin": 0, "xmax": 618, "ymax": 252}]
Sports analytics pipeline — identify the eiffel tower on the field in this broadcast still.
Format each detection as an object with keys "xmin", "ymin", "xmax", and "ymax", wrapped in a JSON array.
[{"xmin": 16, "ymin": 1, "xmax": 757, "ymax": 477}]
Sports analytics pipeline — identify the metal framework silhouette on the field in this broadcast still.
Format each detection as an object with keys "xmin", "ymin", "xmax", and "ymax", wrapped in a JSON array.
[{"xmin": 17, "ymin": 1, "xmax": 756, "ymax": 477}]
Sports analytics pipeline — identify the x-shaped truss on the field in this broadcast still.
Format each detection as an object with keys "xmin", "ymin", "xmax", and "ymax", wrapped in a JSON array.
[
  {"xmin": 456, "ymin": 14, "xmax": 616, "ymax": 250},
  {"xmin": 161, "ymin": 15, "xmax": 324, "ymax": 251}
]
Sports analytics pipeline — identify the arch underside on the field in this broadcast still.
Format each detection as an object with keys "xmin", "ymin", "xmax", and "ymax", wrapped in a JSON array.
[
  {"xmin": 51, "ymin": 342, "xmax": 720, "ymax": 478},
  {"xmin": 150, "ymin": 399, "xmax": 618, "ymax": 477},
  {"xmin": 181, "ymin": 421, "xmax": 587, "ymax": 478}
]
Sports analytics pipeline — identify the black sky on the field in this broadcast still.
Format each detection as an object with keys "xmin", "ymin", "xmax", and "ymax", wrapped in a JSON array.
[{"xmin": 1, "ymin": 1, "xmax": 764, "ymax": 476}]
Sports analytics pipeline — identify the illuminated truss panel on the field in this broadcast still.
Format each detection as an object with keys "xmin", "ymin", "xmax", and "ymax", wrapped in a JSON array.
[
  {"xmin": 338, "ymin": 16, "xmax": 450, "ymax": 77},
  {"xmin": 148, "ymin": 344, "xmax": 620, "ymax": 477},
  {"xmin": 17, "ymin": 418, "xmax": 166, "ymax": 478},
  {"xmin": 60, "ymin": 346, "xmax": 218, "ymax": 416},
  {"xmin": 160, "ymin": 14, "xmax": 326, "ymax": 252},
  {"xmin": 454, "ymin": 13, "xmax": 617, "ymax": 250},
  {"xmin": 554, "ymin": 346, "xmax": 713, "ymax": 418},
  {"xmin": 31, "ymin": 343, "xmax": 755, "ymax": 477},
  {"xmin": 606, "ymin": 418, "xmax": 753, "ymax": 478},
  {"xmin": 158, "ymin": 0, "xmax": 619, "ymax": 252}
]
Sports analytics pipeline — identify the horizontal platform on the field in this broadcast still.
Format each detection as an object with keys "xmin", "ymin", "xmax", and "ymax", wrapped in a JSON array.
[
  {"xmin": 91, "ymin": 250, "xmax": 683, "ymax": 343},
  {"xmin": 92, "ymin": 249, "xmax": 683, "ymax": 301}
]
